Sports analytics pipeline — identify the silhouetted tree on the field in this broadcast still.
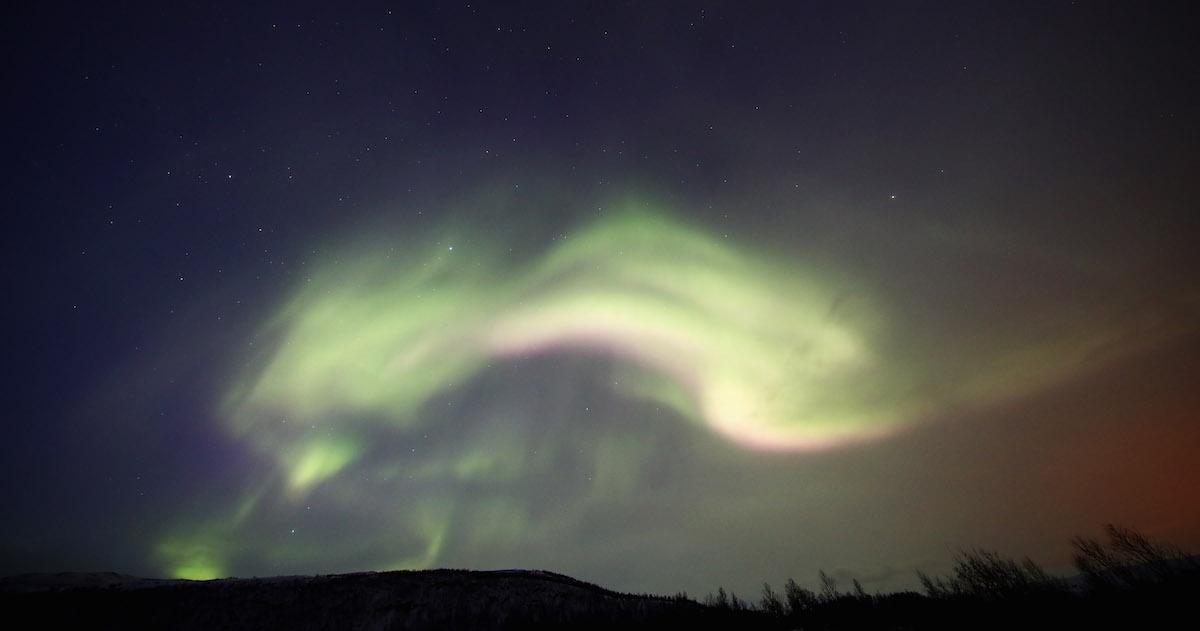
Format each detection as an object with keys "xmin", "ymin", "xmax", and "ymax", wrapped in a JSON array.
[
  {"xmin": 704, "ymin": 586, "xmax": 730, "ymax": 609},
  {"xmin": 852, "ymin": 578, "xmax": 868, "ymax": 599},
  {"xmin": 1072, "ymin": 523, "xmax": 1196, "ymax": 590},
  {"xmin": 916, "ymin": 549, "xmax": 1060, "ymax": 599},
  {"xmin": 759, "ymin": 582, "xmax": 785, "ymax": 616},
  {"xmin": 783, "ymin": 577, "xmax": 817, "ymax": 614},
  {"xmin": 916, "ymin": 569, "xmax": 948, "ymax": 598},
  {"xmin": 818, "ymin": 570, "xmax": 840, "ymax": 601}
]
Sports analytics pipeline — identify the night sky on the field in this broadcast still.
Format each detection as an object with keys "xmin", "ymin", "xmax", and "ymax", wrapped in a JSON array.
[{"xmin": 4, "ymin": 1, "xmax": 1199, "ymax": 598}]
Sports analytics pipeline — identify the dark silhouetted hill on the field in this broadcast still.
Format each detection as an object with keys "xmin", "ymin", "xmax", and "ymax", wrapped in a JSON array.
[
  {"xmin": 5, "ymin": 525, "xmax": 1197, "ymax": 630},
  {"xmin": 0, "ymin": 568, "xmax": 771, "ymax": 630}
]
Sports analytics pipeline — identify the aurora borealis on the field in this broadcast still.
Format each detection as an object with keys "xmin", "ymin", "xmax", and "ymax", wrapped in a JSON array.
[
  {"xmin": 228, "ymin": 206, "xmax": 880, "ymax": 459},
  {"xmin": 5, "ymin": 1, "xmax": 1200, "ymax": 599}
]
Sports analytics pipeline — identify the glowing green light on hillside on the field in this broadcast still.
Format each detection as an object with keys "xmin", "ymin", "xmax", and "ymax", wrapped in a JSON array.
[
  {"xmin": 158, "ymin": 539, "xmax": 224, "ymax": 581},
  {"xmin": 173, "ymin": 561, "xmax": 222, "ymax": 581}
]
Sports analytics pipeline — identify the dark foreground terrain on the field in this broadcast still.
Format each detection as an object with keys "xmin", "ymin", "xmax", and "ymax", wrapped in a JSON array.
[
  {"xmin": 4, "ymin": 528, "xmax": 1197, "ymax": 630},
  {"xmin": 0, "ymin": 569, "xmax": 767, "ymax": 630},
  {"xmin": 4, "ymin": 564, "xmax": 1199, "ymax": 631}
]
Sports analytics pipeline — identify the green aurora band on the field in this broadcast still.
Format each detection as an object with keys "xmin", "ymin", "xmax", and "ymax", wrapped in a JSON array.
[
  {"xmin": 227, "ymin": 206, "xmax": 894, "ymax": 473},
  {"xmin": 158, "ymin": 202, "xmax": 1155, "ymax": 579}
]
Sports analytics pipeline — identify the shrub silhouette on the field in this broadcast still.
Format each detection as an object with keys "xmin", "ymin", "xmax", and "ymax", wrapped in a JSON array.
[
  {"xmin": 1072, "ymin": 523, "xmax": 1198, "ymax": 590},
  {"xmin": 696, "ymin": 527, "xmax": 1196, "ymax": 629},
  {"xmin": 703, "ymin": 586, "xmax": 750, "ymax": 611},
  {"xmin": 758, "ymin": 582, "xmax": 785, "ymax": 616},
  {"xmin": 703, "ymin": 586, "xmax": 729, "ymax": 609},
  {"xmin": 818, "ymin": 569, "xmax": 840, "ymax": 601},
  {"xmin": 783, "ymin": 577, "xmax": 818, "ymax": 614},
  {"xmin": 851, "ymin": 578, "xmax": 868, "ymax": 599},
  {"xmin": 916, "ymin": 549, "xmax": 1061, "ymax": 599}
]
